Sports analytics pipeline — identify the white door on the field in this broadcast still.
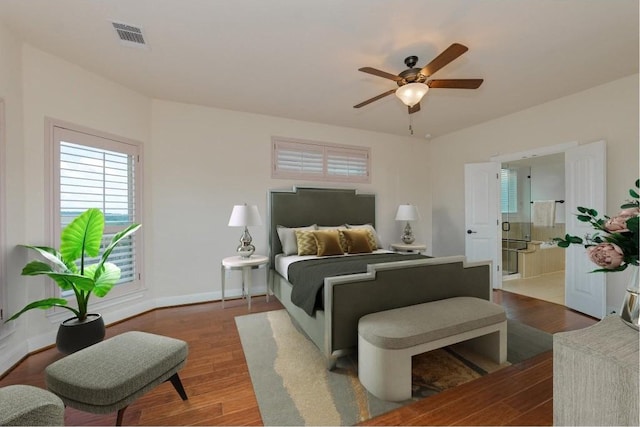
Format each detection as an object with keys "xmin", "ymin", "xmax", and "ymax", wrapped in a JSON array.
[
  {"xmin": 565, "ymin": 140, "xmax": 606, "ymax": 318},
  {"xmin": 464, "ymin": 162, "xmax": 501, "ymax": 289}
]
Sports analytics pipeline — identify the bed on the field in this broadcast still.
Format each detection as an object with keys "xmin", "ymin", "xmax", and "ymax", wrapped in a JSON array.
[{"xmin": 269, "ymin": 187, "xmax": 492, "ymax": 369}]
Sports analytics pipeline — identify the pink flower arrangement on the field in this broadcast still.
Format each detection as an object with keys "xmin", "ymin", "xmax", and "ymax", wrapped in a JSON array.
[{"xmin": 555, "ymin": 180, "xmax": 639, "ymax": 272}]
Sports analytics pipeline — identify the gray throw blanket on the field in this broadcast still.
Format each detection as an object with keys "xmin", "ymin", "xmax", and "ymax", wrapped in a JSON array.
[{"xmin": 288, "ymin": 253, "xmax": 427, "ymax": 315}]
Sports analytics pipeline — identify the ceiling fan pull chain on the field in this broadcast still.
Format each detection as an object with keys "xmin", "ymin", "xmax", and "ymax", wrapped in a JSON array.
[{"xmin": 408, "ymin": 114, "xmax": 414, "ymax": 135}]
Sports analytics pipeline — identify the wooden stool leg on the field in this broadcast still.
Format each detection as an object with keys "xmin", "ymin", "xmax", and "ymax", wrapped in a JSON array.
[{"xmin": 168, "ymin": 373, "xmax": 188, "ymax": 400}]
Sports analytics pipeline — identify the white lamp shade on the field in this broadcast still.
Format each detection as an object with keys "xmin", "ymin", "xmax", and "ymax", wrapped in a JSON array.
[
  {"xmin": 228, "ymin": 204, "xmax": 262, "ymax": 227},
  {"xmin": 395, "ymin": 204, "xmax": 420, "ymax": 221},
  {"xmin": 395, "ymin": 83, "xmax": 429, "ymax": 107}
]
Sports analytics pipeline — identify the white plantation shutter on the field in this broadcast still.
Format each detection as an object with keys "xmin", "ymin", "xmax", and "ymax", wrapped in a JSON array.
[
  {"xmin": 501, "ymin": 168, "xmax": 518, "ymax": 214},
  {"xmin": 52, "ymin": 124, "xmax": 142, "ymax": 296},
  {"xmin": 60, "ymin": 142, "xmax": 135, "ymax": 225},
  {"xmin": 327, "ymin": 148, "xmax": 368, "ymax": 178},
  {"xmin": 272, "ymin": 137, "xmax": 370, "ymax": 183},
  {"xmin": 274, "ymin": 142, "xmax": 323, "ymax": 175}
]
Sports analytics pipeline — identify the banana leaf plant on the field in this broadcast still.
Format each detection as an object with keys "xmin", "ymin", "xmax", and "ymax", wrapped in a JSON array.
[{"xmin": 5, "ymin": 208, "xmax": 141, "ymax": 322}]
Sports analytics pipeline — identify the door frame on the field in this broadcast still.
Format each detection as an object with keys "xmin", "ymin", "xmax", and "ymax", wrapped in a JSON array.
[
  {"xmin": 487, "ymin": 140, "xmax": 607, "ymax": 318},
  {"xmin": 479, "ymin": 142, "xmax": 579, "ymax": 290},
  {"xmin": 489, "ymin": 141, "xmax": 578, "ymax": 163}
]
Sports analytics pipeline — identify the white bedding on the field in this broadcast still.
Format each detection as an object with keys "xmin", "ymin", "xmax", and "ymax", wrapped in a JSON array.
[{"xmin": 274, "ymin": 249, "xmax": 392, "ymax": 280}]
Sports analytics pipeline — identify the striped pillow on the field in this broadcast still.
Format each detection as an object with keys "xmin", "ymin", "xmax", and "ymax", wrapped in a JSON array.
[{"xmin": 295, "ymin": 230, "xmax": 318, "ymax": 256}]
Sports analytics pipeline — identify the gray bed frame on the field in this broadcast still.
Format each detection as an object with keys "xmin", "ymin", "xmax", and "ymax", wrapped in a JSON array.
[{"xmin": 268, "ymin": 187, "xmax": 492, "ymax": 369}]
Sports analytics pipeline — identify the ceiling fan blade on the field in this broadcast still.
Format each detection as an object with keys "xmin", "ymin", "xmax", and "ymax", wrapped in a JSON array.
[
  {"xmin": 408, "ymin": 103, "xmax": 421, "ymax": 114},
  {"xmin": 427, "ymin": 79, "xmax": 483, "ymax": 89},
  {"xmin": 358, "ymin": 67, "xmax": 402, "ymax": 81},
  {"xmin": 420, "ymin": 43, "xmax": 469, "ymax": 77},
  {"xmin": 353, "ymin": 89, "xmax": 396, "ymax": 108}
]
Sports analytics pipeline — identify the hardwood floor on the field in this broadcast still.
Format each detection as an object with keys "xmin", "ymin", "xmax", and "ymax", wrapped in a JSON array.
[{"xmin": 0, "ymin": 291, "xmax": 597, "ymax": 426}]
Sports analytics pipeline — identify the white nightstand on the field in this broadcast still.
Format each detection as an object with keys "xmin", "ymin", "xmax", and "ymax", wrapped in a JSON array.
[
  {"xmin": 221, "ymin": 254, "xmax": 269, "ymax": 311},
  {"xmin": 390, "ymin": 243, "xmax": 427, "ymax": 254}
]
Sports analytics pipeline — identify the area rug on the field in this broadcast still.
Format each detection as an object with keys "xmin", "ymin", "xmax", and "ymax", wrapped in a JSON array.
[{"xmin": 235, "ymin": 309, "xmax": 552, "ymax": 426}]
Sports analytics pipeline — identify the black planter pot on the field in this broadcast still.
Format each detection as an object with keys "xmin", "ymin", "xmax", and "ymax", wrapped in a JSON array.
[{"xmin": 56, "ymin": 313, "xmax": 106, "ymax": 354}]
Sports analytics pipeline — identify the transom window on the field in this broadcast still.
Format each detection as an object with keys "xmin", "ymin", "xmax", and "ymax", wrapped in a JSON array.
[{"xmin": 272, "ymin": 137, "xmax": 370, "ymax": 183}]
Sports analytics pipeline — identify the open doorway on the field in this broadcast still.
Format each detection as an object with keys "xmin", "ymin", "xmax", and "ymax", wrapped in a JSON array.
[{"xmin": 500, "ymin": 153, "xmax": 566, "ymax": 305}]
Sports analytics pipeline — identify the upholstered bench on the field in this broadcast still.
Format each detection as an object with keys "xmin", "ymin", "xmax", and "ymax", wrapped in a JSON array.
[
  {"xmin": 0, "ymin": 385, "xmax": 65, "ymax": 426},
  {"xmin": 358, "ymin": 296, "xmax": 507, "ymax": 401},
  {"xmin": 45, "ymin": 331, "xmax": 189, "ymax": 426}
]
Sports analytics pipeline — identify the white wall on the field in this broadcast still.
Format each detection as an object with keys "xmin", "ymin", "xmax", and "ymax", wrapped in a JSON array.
[
  {"xmin": 530, "ymin": 157, "xmax": 565, "ymax": 224},
  {"xmin": 0, "ymin": 39, "xmax": 432, "ymax": 373},
  {"xmin": 148, "ymin": 100, "xmax": 431, "ymax": 300},
  {"xmin": 0, "ymin": 19, "xmax": 27, "ymax": 369},
  {"xmin": 430, "ymin": 73, "xmax": 639, "ymax": 311},
  {"xmin": 0, "ymin": 44, "xmax": 153, "ymax": 372}
]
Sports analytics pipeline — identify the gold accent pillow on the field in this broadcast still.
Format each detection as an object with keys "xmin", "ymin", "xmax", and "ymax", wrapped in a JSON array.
[
  {"xmin": 341, "ymin": 229, "xmax": 373, "ymax": 254},
  {"xmin": 317, "ymin": 226, "xmax": 348, "ymax": 252},
  {"xmin": 346, "ymin": 224, "xmax": 381, "ymax": 249},
  {"xmin": 295, "ymin": 230, "xmax": 318, "ymax": 256},
  {"xmin": 312, "ymin": 230, "xmax": 345, "ymax": 256}
]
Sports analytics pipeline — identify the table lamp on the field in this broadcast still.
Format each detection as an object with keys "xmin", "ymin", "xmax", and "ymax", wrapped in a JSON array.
[
  {"xmin": 228, "ymin": 204, "xmax": 262, "ymax": 258},
  {"xmin": 395, "ymin": 204, "xmax": 420, "ymax": 244}
]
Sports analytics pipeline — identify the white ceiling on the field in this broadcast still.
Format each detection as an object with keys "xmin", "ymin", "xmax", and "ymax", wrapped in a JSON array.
[{"xmin": 0, "ymin": 0, "xmax": 637, "ymax": 139}]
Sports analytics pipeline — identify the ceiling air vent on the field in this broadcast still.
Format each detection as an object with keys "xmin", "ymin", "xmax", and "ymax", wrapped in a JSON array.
[{"xmin": 111, "ymin": 21, "xmax": 149, "ymax": 49}]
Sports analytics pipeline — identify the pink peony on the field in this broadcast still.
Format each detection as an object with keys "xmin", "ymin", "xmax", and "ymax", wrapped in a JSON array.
[
  {"xmin": 605, "ymin": 208, "xmax": 640, "ymax": 233},
  {"xmin": 587, "ymin": 243, "xmax": 625, "ymax": 269},
  {"xmin": 618, "ymin": 207, "xmax": 640, "ymax": 218}
]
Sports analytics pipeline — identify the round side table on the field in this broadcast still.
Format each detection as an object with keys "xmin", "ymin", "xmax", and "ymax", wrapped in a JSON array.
[
  {"xmin": 390, "ymin": 243, "xmax": 427, "ymax": 254},
  {"xmin": 221, "ymin": 255, "xmax": 269, "ymax": 311}
]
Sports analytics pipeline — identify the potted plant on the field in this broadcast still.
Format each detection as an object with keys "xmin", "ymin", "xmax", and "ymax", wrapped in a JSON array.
[
  {"xmin": 5, "ymin": 208, "xmax": 141, "ymax": 353},
  {"xmin": 554, "ymin": 179, "xmax": 639, "ymax": 329}
]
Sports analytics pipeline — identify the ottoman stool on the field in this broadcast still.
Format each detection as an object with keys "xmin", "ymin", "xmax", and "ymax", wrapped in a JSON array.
[
  {"xmin": 0, "ymin": 385, "xmax": 65, "ymax": 426},
  {"xmin": 45, "ymin": 331, "xmax": 188, "ymax": 425}
]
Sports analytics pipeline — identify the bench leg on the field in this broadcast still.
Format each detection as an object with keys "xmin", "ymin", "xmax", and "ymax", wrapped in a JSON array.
[
  {"xmin": 358, "ymin": 335, "xmax": 412, "ymax": 402},
  {"xmin": 462, "ymin": 322, "xmax": 508, "ymax": 364},
  {"xmin": 168, "ymin": 373, "xmax": 188, "ymax": 400}
]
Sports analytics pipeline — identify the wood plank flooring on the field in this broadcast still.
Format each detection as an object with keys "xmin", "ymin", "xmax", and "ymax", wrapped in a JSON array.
[{"xmin": 0, "ymin": 291, "xmax": 597, "ymax": 426}]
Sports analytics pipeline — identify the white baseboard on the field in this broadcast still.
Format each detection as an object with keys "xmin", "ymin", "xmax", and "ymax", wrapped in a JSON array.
[
  {"xmin": 0, "ymin": 340, "xmax": 29, "ymax": 377},
  {"xmin": 154, "ymin": 291, "xmax": 220, "ymax": 308}
]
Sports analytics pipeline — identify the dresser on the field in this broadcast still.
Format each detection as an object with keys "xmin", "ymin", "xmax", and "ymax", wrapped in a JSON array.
[{"xmin": 553, "ymin": 315, "xmax": 639, "ymax": 426}]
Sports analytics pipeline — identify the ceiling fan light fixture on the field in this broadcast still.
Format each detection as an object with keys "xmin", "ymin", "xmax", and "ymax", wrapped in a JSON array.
[{"xmin": 395, "ymin": 82, "xmax": 429, "ymax": 107}]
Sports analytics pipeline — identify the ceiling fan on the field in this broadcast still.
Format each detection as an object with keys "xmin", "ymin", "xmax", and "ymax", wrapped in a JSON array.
[{"xmin": 354, "ymin": 43, "xmax": 483, "ymax": 114}]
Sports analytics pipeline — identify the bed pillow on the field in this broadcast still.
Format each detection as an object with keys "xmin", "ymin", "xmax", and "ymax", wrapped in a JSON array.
[
  {"xmin": 345, "ymin": 224, "xmax": 381, "ymax": 249},
  {"xmin": 295, "ymin": 230, "xmax": 319, "ymax": 256},
  {"xmin": 341, "ymin": 229, "xmax": 374, "ymax": 254},
  {"xmin": 317, "ymin": 225, "xmax": 348, "ymax": 252},
  {"xmin": 312, "ymin": 230, "xmax": 345, "ymax": 256},
  {"xmin": 277, "ymin": 224, "xmax": 317, "ymax": 255}
]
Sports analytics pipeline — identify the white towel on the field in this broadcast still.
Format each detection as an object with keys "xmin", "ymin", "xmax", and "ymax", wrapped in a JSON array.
[{"xmin": 532, "ymin": 200, "xmax": 556, "ymax": 227}]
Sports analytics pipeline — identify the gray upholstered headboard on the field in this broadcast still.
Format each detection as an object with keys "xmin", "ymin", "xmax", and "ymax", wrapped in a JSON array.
[{"xmin": 268, "ymin": 187, "xmax": 376, "ymax": 265}]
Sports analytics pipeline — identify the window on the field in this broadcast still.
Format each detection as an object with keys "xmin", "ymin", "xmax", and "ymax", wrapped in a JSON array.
[
  {"xmin": 272, "ymin": 137, "xmax": 370, "ymax": 183},
  {"xmin": 48, "ymin": 121, "xmax": 143, "ymax": 303},
  {"xmin": 500, "ymin": 168, "xmax": 518, "ymax": 214}
]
